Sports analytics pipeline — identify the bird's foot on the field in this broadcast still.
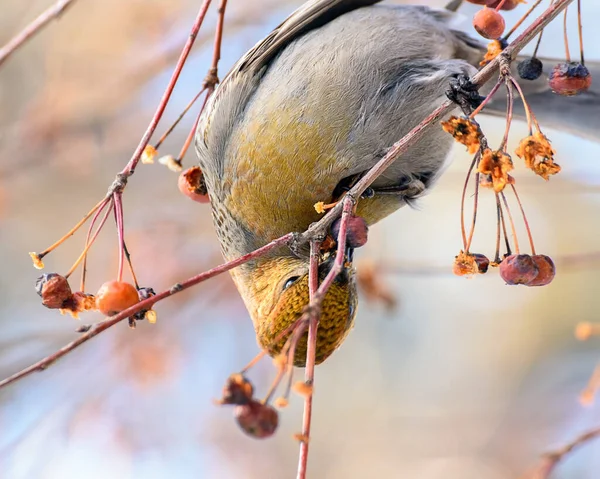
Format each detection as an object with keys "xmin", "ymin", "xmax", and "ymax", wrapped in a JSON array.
[{"xmin": 446, "ymin": 74, "xmax": 485, "ymax": 115}]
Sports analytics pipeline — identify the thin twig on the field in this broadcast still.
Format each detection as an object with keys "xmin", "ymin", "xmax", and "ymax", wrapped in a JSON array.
[
  {"xmin": 0, "ymin": 0, "xmax": 78, "ymax": 68},
  {"xmin": 0, "ymin": 233, "xmax": 294, "ymax": 390},
  {"xmin": 120, "ymin": 0, "xmax": 214, "ymax": 177},
  {"xmin": 522, "ymin": 425, "xmax": 600, "ymax": 479}
]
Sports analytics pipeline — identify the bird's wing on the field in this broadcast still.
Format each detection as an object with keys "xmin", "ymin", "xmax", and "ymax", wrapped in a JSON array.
[{"xmin": 221, "ymin": 0, "xmax": 382, "ymax": 83}]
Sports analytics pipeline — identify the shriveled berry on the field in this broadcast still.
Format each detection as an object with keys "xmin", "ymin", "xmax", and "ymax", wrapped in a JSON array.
[
  {"xmin": 133, "ymin": 286, "xmax": 156, "ymax": 320},
  {"xmin": 95, "ymin": 281, "xmax": 139, "ymax": 316},
  {"xmin": 234, "ymin": 400, "xmax": 279, "ymax": 439},
  {"xmin": 36, "ymin": 273, "xmax": 72, "ymax": 309},
  {"xmin": 549, "ymin": 62, "xmax": 592, "ymax": 96},
  {"xmin": 518, "ymin": 57, "xmax": 544, "ymax": 81},
  {"xmin": 499, "ymin": 254, "xmax": 539, "ymax": 285},
  {"xmin": 527, "ymin": 254, "xmax": 556, "ymax": 286},
  {"xmin": 331, "ymin": 215, "xmax": 368, "ymax": 249},
  {"xmin": 178, "ymin": 166, "xmax": 210, "ymax": 203},
  {"xmin": 473, "ymin": 253, "xmax": 490, "ymax": 273},
  {"xmin": 486, "ymin": 0, "xmax": 523, "ymax": 10},
  {"xmin": 473, "ymin": 8, "xmax": 506, "ymax": 39},
  {"xmin": 219, "ymin": 373, "xmax": 254, "ymax": 405}
]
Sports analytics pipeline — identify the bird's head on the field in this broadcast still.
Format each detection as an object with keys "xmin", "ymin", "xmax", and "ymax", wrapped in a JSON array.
[{"xmin": 232, "ymin": 253, "xmax": 357, "ymax": 367}]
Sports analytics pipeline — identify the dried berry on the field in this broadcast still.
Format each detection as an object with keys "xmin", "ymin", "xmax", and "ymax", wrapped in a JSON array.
[
  {"xmin": 515, "ymin": 132, "xmax": 560, "ymax": 180},
  {"xmin": 234, "ymin": 400, "xmax": 279, "ymax": 439},
  {"xmin": 480, "ymin": 39, "xmax": 507, "ymax": 66},
  {"xmin": 141, "ymin": 145, "xmax": 157, "ymax": 164},
  {"xmin": 36, "ymin": 273, "xmax": 72, "ymax": 309},
  {"xmin": 95, "ymin": 281, "xmax": 139, "ymax": 316},
  {"xmin": 499, "ymin": 254, "xmax": 539, "ymax": 285},
  {"xmin": 527, "ymin": 254, "xmax": 556, "ymax": 286},
  {"xmin": 133, "ymin": 286, "xmax": 156, "ymax": 320},
  {"xmin": 473, "ymin": 8, "xmax": 506, "ymax": 40},
  {"xmin": 29, "ymin": 252, "xmax": 45, "ymax": 269},
  {"xmin": 331, "ymin": 215, "xmax": 368, "ymax": 249},
  {"xmin": 219, "ymin": 373, "xmax": 254, "ymax": 406},
  {"xmin": 453, "ymin": 251, "xmax": 489, "ymax": 276},
  {"xmin": 518, "ymin": 57, "xmax": 544, "ymax": 81},
  {"xmin": 478, "ymin": 149, "xmax": 514, "ymax": 192},
  {"xmin": 441, "ymin": 116, "xmax": 482, "ymax": 154},
  {"xmin": 549, "ymin": 62, "xmax": 592, "ymax": 96},
  {"xmin": 158, "ymin": 155, "xmax": 183, "ymax": 172},
  {"xmin": 178, "ymin": 166, "xmax": 210, "ymax": 203},
  {"xmin": 473, "ymin": 253, "xmax": 490, "ymax": 273}
]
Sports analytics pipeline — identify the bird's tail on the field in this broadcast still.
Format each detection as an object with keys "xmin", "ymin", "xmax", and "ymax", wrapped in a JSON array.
[{"xmin": 483, "ymin": 59, "xmax": 600, "ymax": 142}]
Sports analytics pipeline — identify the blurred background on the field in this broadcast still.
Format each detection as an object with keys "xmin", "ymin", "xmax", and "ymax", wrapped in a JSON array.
[{"xmin": 1, "ymin": 0, "xmax": 599, "ymax": 478}]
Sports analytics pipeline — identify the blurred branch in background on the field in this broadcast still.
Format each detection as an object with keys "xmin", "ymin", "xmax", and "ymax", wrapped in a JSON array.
[
  {"xmin": 522, "ymin": 425, "xmax": 600, "ymax": 478},
  {"xmin": 0, "ymin": 0, "xmax": 78, "ymax": 68}
]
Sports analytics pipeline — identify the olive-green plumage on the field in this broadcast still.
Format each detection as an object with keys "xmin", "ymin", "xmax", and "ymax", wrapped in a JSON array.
[{"xmin": 195, "ymin": 0, "xmax": 484, "ymax": 365}]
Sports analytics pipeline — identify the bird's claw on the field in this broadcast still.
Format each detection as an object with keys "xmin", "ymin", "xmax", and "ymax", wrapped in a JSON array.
[{"xmin": 446, "ymin": 74, "xmax": 485, "ymax": 115}]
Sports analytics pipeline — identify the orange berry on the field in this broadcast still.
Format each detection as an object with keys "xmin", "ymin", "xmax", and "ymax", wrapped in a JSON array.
[
  {"xmin": 36, "ymin": 273, "xmax": 72, "ymax": 309},
  {"xmin": 527, "ymin": 255, "xmax": 556, "ymax": 287},
  {"xmin": 234, "ymin": 400, "xmax": 279, "ymax": 439},
  {"xmin": 473, "ymin": 8, "xmax": 506, "ymax": 39},
  {"xmin": 499, "ymin": 254, "xmax": 539, "ymax": 285},
  {"xmin": 95, "ymin": 281, "xmax": 139, "ymax": 316},
  {"xmin": 178, "ymin": 166, "xmax": 210, "ymax": 203},
  {"xmin": 549, "ymin": 62, "xmax": 592, "ymax": 96}
]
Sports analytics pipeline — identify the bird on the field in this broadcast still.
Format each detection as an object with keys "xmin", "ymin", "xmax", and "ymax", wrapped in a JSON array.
[{"xmin": 195, "ymin": 0, "xmax": 599, "ymax": 366}]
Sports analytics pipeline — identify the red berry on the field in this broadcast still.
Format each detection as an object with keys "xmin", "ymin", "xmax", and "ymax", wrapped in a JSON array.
[
  {"xmin": 234, "ymin": 400, "xmax": 279, "ymax": 439},
  {"xmin": 527, "ymin": 255, "xmax": 556, "ymax": 287},
  {"xmin": 331, "ymin": 215, "xmax": 368, "ymax": 249},
  {"xmin": 486, "ymin": 0, "xmax": 523, "ymax": 11},
  {"xmin": 499, "ymin": 254, "xmax": 539, "ymax": 285},
  {"xmin": 473, "ymin": 8, "xmax": 506, "ymax": 39},
  {"xmin": 36, "ymin": 273, "xmax": 72, "ymax": 309},
  {"xmin": 549, "ymin": 62, "xmax": 592, "ymax": 96},
  {"xmin": 466, "ymin": 0, "xmax": 488, "ymax": 4},
  {"xmin": 178, "ymin": 166, "xmax": 210, "ymax": 203},
  {"xmin": 95, "ymin": 281, "xmax": 139, "ymax": 316}
]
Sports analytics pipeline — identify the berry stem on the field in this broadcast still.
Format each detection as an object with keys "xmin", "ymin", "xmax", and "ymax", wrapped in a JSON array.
[
  {"xmin": 494, "ymin": 192, "xmax": 502, "ymax": 263},
  {"xmin": 510, "ymin": 184, "xmax": 536, "ymax": 255},
  {"xmin": 460, "ymin": 154, "xmax": 479, "ymax": 250},
  {"xmin": 500, "ymin": 191, "xmax": 520, "ymax": 254},
  {"xmin": 532, "ymin": 29, "xmax": 544, "ymax": 58},
  {"xmin": 495, "ymin": 0, "xmax": 508, "ymax": 12},
  {"xmin": 465, "ymin": 152, "xmax": 482, "ymax": 252},
  {"xmin": 114, "ymin": 193, "xmax": 126, "ymax": 283},
  {"xmin": 499, "ymin": 81, "xmax": 515, "ymax": 152},
  {"xmin": 577, "ymin": 0, "xmax": 585, "ymax": 65},
  {"xmin": 65, "ymin": 199, "xmax": 114, "ymax": 279},
  {"xmin": 80, "ymin": 197, "xmax": 111, "ymax": 291},
  {"xmin": 563, "ymin": 7, "xmax": 571, "ymax": 62},
  {"xmin": 504, "ymin": 0, "xmax": 544, "ymax": 40},
  {"xmin": 496, "ymin": 192, "xmax": 512, "ymax": 256},
  {"xmin": 511, "ymin": 77, "xmax": 539, "ymax": 135},
  {"xmin": 153, "ymin": 87, "xmax": 207, "ymax": 150},
  {"xmin": 469, "ymin": 81, "xmax": 502, "ymax": 119},
  {"xmin": 175, "ymin": 91, "xmax": 211, "ymax": 164},
  {"xmin": 123, "ymin": 241, "xmax": 140, "ymax": 289},
  {"xmin": 580, "ymin": 362, "xmax": 600, "ymax": 406},
  {"xmin": 39, "ymin": 197, "xmax": 108, "ymax": 258}
]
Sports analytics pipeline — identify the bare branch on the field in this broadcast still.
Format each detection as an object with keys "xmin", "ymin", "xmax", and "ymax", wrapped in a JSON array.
[
  {"xmin": 0, "ymin": 0, "xmax": 78, "ymax": 68},
  {"xmin": 522, "ymin": 425, "xmax": 600, "ymax": 479}
]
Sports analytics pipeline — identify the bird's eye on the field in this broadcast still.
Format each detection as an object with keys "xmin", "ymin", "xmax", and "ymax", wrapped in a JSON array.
[{"xmin": 282, "ymin": 276, "xmax": 300, "ymax": 291}]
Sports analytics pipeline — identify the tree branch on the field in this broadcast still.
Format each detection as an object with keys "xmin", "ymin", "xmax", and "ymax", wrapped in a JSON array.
[{"xmin": 0, "ymin": 0, "xmax": 78, "ymax": 68}]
